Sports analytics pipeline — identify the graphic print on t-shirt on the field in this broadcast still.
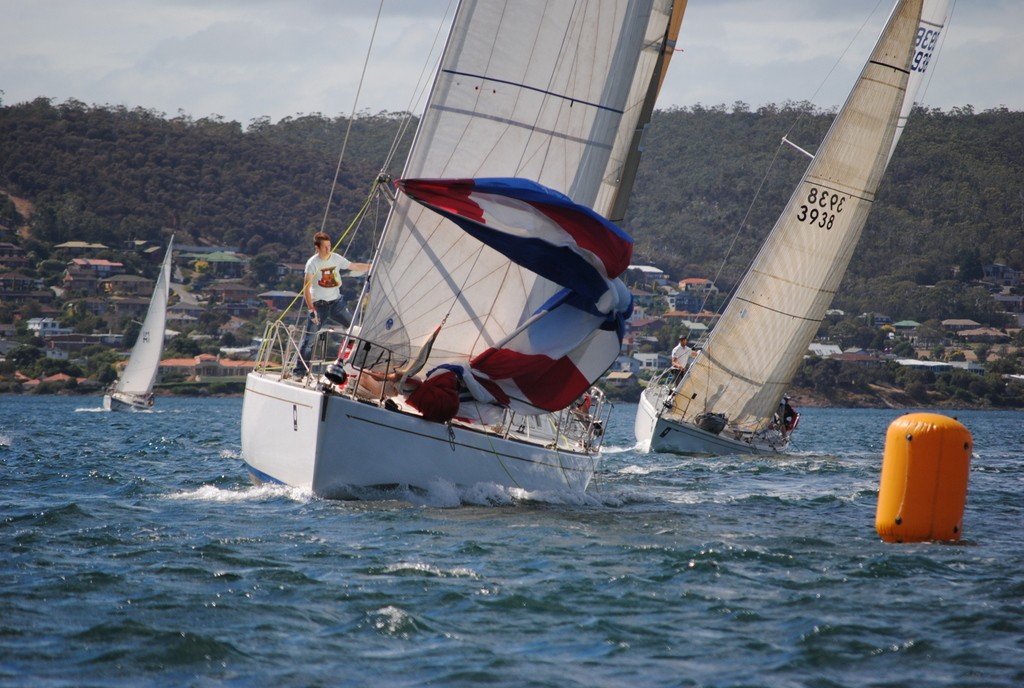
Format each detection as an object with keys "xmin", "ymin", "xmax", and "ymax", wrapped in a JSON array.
[{"xmin": 318, "ymin": 267, "xmax": 339, "ymax": 288}]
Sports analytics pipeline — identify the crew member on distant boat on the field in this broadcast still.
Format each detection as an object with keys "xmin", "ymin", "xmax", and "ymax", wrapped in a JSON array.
[
  {"xmin": 295, "ymin": 231, "xmax": 353, "ymax": 376},
  {"xmin": 670, "ymin": 334, "xmax": 693, "ymax": 384},
  {"xmin": 774, "ymin": 395, "xmax": 800, "ymax": 437}
]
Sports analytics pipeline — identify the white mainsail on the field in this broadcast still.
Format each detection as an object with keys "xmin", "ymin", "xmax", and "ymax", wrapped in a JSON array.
[
  {"xmin": 359, "ymin": 0, "xmax": 682, "ymax": 388},
  {"xmin": 668, "ymin": 0, "xmax": 925, "ymax": 434},
  {"xmin": 114, "ymin": 236, "xmax": 173, "ymax": 398}
]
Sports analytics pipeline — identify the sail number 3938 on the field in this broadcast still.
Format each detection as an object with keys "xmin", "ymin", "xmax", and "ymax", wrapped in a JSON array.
[{"xmin": 797, "ymin": 186, "xmax": 845, "ymax": 230}]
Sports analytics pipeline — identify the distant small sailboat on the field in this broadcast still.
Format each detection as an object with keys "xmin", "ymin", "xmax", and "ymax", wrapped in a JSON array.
[
  {"xmin": 103, "ymin": 237, "xmax": 174, "ymax": 411},
  {"xmin": 635, "ymin": 0, "xmax": 949, "ymax": 455}
]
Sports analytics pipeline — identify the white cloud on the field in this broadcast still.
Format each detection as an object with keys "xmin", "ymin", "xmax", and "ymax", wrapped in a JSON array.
[{"xmin": 1, "ymin": 0, "xmax": 1020, "ymax": 124}]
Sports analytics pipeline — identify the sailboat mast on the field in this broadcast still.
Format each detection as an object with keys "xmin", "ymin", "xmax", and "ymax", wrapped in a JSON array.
[{"xmin": 606, "ymin": 0, "xmax": 687, "ymax": 224}]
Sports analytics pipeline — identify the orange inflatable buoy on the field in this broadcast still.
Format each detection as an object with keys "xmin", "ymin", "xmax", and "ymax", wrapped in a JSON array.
[{"xmin": 875, "ymin": 413, "xmax": 972, "ymax": 543}]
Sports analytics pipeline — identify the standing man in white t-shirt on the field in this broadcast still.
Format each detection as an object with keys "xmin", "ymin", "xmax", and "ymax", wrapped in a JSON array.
[
  {"xmin": 294, "ymin": 231, "xmax": 353, "ymax": 376},
  {"xmin": 670, "ymin": 334, "xmax": 693, "ymax": 385}
]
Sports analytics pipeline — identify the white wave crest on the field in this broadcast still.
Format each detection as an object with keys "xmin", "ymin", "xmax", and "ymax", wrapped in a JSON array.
[{"xmin": 167, "ymin": 483, "xmax": 313, "ymax": 503}]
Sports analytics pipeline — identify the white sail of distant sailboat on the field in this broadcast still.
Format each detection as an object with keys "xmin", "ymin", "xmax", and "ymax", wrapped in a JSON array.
[
  {"xmin": 104, "ymin": 236, "xmax": 174, "ymax": 411},
  {"xmin": 636, "ymin": 0, "xmax": 949, "ymax": 455},
  {"xmin": 241, "ymin": 0, "xmax": 687, "ymax": 498}
]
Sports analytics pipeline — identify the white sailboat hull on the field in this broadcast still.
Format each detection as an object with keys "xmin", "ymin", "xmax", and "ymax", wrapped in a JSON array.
[
  {"xmin": 241, "ymin": 372, "xmax": 599, "ymax": 498},
  {"xmin": 103, "ymin": 392, "xmax": 154, "ymax": 412},
  {"xmin": 636, "ymin": 385, "xmax": 787, "ymax": 456}
]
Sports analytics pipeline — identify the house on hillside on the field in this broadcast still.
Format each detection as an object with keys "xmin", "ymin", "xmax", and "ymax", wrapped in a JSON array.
[
  {"xmin": 277, "ymin": 262, "xmax": 306, "ymax": 280},
  {"xmin": 27, "ymin": 317, "xmax": 73, "ymax": 337},
  {"xmin": 44, "ymin": 333, "xmax": 121, "ymax": 359},
  {"xmin": 109, "ymin": 297, "xmax": 152, "ymax": 323},
  {"xmin": 959, "ymin": 327, "xmax": 1010, "ymax": 343},
  {"xmin": 202, "ymin": 251, "xmax": 246, "ymax": 278},
  {"xmin": 157, "ymin": 353, "xmax": 257, "ymax": 382},
  {"xmin": 862, "ymin": 312, "xmax": 892, "ymax": 327},
  {"xmin": 100, "ymin": 274, "xmax": 155, "ymax": 297},
  {"xmin": 0, "ymin": 271, "xmax": 39, "ymax": 303},
  {"xmin": 259, "ymin": 290, "xmax": 299, "ymax": 311},
  {"xmin": 668, "ymin": 290, "xmax": 702, "ymax": 313},
  {"xmin": 609, "ymin": 355, "xmax": 641, "ymax": 375},
  {"xmin": 627, "ymin": 317, "xmax": 665, "ymax": 337},
  {"xmin": 633, "ymin": 352, "xmax": 669, "ymax": 370},
  {"xmin": 677, "ymin": 277, "xmax": 718, "ymax": 296},
  {"xmin": 895, "ymin": 358, "xmax": 985, "ymax": 374},
  {"xmin": 603, "ymin": 371, "xmax": 638, "ymax": 390},
  {"xmin": 0, "ymin": 242, "xmax": 31, "ymax": 270},
  {"xmin": 629, "ymin": 287, "xmax": 657, "ymax": 310},
  {"xmin": 63, "ymin": 258, "xmax": 126, "ymax": 295},
  {"xmin": 832, "ymin": 350, "xmax": 881, "ymax": 367},
  {"xmin": 663, "ymin": 309, "xmax": 718, "ymax": 327},
  {"xmin": 627, "ymin": 265, "xmax": 667, "ymax": 280},
  {"xmin": 892, "ymin": 320, "xmax": 920, "ymax": 335},
  {"xmin": 994, "ymin": 293, "xmax": 1024, "ymax": 311},
  {"xmin": 941, "ymin": 318, "xmax": 981, "ymax": 333},
  {"xmin": 983, "ymin": 263, "xmax": 1021, "ymax": 287},
  {"xmin": 180, "ymin": 248, "xmax": 246, "ymax": 278},
  {"xmin": 53, "ymin": 241, "xmax": 110, "ymax": 256},
  {"xmin": 808, "ymin": 343, "xmax": 842, "ymax": 357},
  {"xmin": 204, "ymin": 280, "xmax": 258, "ymax": 304}
]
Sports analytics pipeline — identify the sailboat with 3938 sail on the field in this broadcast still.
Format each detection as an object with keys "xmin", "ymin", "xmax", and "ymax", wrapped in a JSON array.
[{"xmin": 634, "ymin": 0, "xmax": 950, "ymax": 456}]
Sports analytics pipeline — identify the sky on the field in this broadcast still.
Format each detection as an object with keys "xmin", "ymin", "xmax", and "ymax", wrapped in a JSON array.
[{"xmin": 1, "ymin": 0, "xmax": 1020, "ymax": 128}]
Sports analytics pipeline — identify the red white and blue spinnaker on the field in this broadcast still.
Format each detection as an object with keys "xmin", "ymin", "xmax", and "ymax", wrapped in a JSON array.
[{"xmin": 397, "ymin": 177, "xmax": 633, "ymax": 415}]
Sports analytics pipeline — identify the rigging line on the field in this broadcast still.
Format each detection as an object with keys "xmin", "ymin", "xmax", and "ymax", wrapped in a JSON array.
[{"xmin": 319, "ymin": 0, "xmax": 387, "ymax": 234}]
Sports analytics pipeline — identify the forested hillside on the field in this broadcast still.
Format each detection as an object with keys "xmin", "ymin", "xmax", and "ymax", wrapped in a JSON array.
[
  {"xmin": 2, "ymin": 97, "xmax": 1022, "ymax": 319},
  {"xmin": 629, "ymin": 102, "xmax": 1024, "ymax": 316}
]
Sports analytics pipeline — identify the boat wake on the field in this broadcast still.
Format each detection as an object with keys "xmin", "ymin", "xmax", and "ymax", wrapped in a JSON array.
[
  {"xmin": 600, "ymin": 442, "xmax": 643, "ymax": 454},
  {"xmin": 318, "ymin": 478, "xmax": 614, "ymax": 509},
  {"xmin": 167, "ymin": 483, "xmax": 313, "ymax": 503},
  {"xmin": 77, "ymin": 406, "xmax": 175, "ymax": 414}
]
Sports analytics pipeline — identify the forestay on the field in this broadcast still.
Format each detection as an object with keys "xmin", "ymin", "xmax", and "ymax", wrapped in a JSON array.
[
  {"xmin": 670, "ymin": 0, "xmax": 924, "ymax": 432},
  {"xmin": 358, "ymin": 0, "xmax": 680, "ymax": 406}
]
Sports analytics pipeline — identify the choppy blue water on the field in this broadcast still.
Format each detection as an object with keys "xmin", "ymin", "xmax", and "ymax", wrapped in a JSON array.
[{"xmin": 1, "ymin": 396, "xmax": 1021, "ymax": 687}]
